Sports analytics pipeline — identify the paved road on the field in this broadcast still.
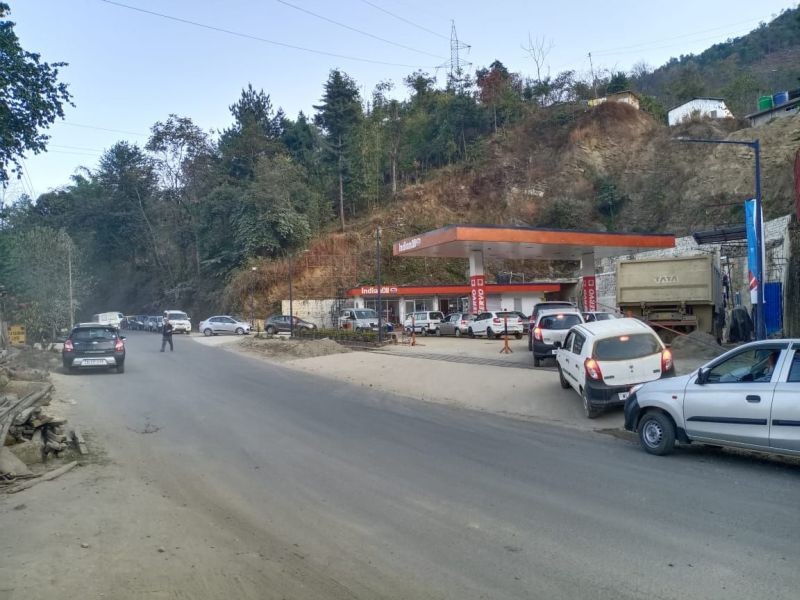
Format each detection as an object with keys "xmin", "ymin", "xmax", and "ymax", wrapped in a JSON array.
[{"xmin": 13, "ymin": 331, "xmax": 800, "ymax": 599}]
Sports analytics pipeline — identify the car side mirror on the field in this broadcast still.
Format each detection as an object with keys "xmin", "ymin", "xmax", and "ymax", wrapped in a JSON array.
[
  {"xmin": 554, "ymin": 341, "xmax": 562, "ymax": 349},
  {"xmin": 696, "ymin": 368, "xmax": 708, "ymax": 385},
  {"xmin": 120, "ymin": 336, "xmax": 127, "ymax": 340}
]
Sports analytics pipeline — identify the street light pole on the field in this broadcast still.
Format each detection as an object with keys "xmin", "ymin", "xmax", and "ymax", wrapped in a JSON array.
[
  {"xmin": 289, "ymin": 257, "xmax": 294, "ymax": 338},
  {"xmin": 376, "ymin": 227, "xmax": 382, "ymax": 343},
  {"xmin": 675, "ymin": 137, "xmax": 765, "ymax": 340},
  {"xmin": 249, "ymin": 266, "xmax": 256, "ymax": 329}
]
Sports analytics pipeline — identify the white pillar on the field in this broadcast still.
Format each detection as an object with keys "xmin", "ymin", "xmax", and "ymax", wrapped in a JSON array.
[
  {"xmin": 580, "ymin": 252, "xmax": 597, "ymax": 311},
  {"xmin": 469, "ymin": 250, "xmax": 486, "ymax": 313}
]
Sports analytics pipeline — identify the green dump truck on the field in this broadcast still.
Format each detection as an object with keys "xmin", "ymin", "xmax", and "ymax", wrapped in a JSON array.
[{"xmin": 616, "ymin": 254, "xmax": 723, "ymax": 341}]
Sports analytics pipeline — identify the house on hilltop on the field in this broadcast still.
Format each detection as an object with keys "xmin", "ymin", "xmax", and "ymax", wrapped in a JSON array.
[
  {"xmin": 588, "ymin": 90, "xmax": 640, "ymax": 110},
  {"xmin": 668, "ymin": 98, "xmax": 734, "ymax": 126},
  {"xmin": 746, "ymin": 94, "xmax": 800, "ymax": 127}
]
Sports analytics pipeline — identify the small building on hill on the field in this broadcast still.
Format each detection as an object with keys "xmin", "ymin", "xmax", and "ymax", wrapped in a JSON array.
[
  {"xmin": 668, "ymin": 97, "xmax": 733, "ymax": 126},
  {"xmin": 746, "ymin": 96, "xmax": 800, "ymax": 127},
  {"xmin": 588, "ymin": 90, "xmax": 640, "ymax": 110}
]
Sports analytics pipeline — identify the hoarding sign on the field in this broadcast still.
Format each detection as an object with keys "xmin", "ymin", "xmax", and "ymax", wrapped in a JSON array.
[
  {"xmin": 470, "ymin": 275, "xmax": 486, "ymax": 313},
  {"xmin": 744, "ymin": 199, "xmax": 765, "ymax": 304},
  {"xmin": 582, "ymin": 275, "xmax": 597, "ymax": 311}
]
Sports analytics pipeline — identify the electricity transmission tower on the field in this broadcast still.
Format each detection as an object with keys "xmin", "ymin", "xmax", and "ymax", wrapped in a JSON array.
[{"xmin": 440, "ymin": 21, "xmax": 471, "ymax": 90}]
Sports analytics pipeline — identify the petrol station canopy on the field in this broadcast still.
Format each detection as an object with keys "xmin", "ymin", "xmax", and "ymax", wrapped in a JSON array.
[{"xmin": 392, "ymin": 225, "xmax": 676, "ymax": 261}]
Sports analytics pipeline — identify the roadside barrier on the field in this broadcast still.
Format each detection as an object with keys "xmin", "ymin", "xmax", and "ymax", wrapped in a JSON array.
[{"xmin": 499, "ymin": 316, "xmax": 512, "ymax": 354}]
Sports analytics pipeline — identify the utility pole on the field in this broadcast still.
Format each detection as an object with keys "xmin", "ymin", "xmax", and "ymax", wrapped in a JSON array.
[
  {"xmin": 68, "ymin": 241, "xmax": 74, "ymax": 329},
  {"xmin": 376, "ymin": 228, "xmax": 382, "ymax": 344},
  {"xmin": 439, "ymin": 21, "xmax": 471, "ymax": 91},
  {"xmin": 588, "ymin": 52, "xmax": 598, "ymax": 99}
]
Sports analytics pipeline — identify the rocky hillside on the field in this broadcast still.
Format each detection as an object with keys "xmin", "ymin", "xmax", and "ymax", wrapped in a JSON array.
[{"xmin": 237, "ymin": 102, "xmax": 800, "ymax": 313}]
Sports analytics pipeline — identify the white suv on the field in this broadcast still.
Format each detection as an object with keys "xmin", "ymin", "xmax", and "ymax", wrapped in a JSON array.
[
  {"xmin": 164, "ymin": 310, "xmax": 191, "ymax": 334},
  {"xmin": 469, "ymin": 311, "xmax": 524, "ymax": 339},
  {"xmin": 555, "ymin": 318, "xmax": 674, "ymax": 418}
]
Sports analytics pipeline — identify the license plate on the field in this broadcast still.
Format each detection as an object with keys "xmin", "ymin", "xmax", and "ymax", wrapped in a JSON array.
[
  {"xmin": 618, "ymin": 392, "xmax": 629, "ymax": 401},
  {"xmin": 550, "ymin": 349, "xmax": 557, "ymax": 355},
  {"xmin": 83, "ymin": 359, "xmax": 106, "ymax": 366}
]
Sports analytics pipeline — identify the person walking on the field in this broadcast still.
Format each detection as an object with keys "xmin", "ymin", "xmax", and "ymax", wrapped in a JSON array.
[{"xmin": 160, "ymin": 318, "xmax": 174, "ymax": 352}]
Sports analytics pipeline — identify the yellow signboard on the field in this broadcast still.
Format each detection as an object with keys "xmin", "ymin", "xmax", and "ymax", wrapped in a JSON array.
[{"xmin": 9, "ymin": 324, "xmax": 26, "ymax": 345}]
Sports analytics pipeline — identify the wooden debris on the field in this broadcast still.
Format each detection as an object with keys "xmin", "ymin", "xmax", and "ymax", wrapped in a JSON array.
[{"xmin": 7, "ymin": 461, "xmax": 77, "ymax": 493}]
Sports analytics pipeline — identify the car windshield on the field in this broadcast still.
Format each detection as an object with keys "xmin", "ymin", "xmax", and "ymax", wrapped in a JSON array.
[
  {"xmin": 594, "ymin": 313, "xmax": 614, "ymax": 320},
  {"xmin": 166, "ymin": 312, "xmax": 188, "ymax": 320},
  {"xmin": 593, "ymin": 333, "xmax": 662, "ymax": 360},
  {"xmin": 354, "ymin": 310, "xmax": 377, "ymax": 319},
  {"xmin": 73, "ymin": 328, "xmax": 117, "ymax": 341},
  {"xmin": 539, "ymin": 314, "xmax": 581, "ymax": 329}
]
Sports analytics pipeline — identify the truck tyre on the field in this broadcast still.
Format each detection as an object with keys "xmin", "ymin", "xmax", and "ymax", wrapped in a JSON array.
[
  {"xmin": 582, "ymin": 388, "xmax": 601, "ymax": 419},
  {"xmin": 638, "ymin": 411, "xmax": 676, "ymax": 455}
]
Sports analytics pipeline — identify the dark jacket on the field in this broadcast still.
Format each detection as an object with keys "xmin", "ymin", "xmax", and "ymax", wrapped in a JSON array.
[{"xmin": 162, "ymin": 322, "xmax": 174, "ymax": 338}]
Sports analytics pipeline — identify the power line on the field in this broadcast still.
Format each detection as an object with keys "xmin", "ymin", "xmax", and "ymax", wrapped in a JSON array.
[
  {"xmin": 359, "ymin": 0, "xmax": 449, "ymax": 41},
  {"xmin": 57, "ymin": 121, "xmax": 148, "ymax": 136},
  {"xmin": 98, "ymin": 0, "xmax": 436, "ymax": 69},
  {"xmin": 590, "ymin": 15, "xmax": 769, "ymax": 57},
  {"xmin": 51, "ymin": 143, "xmax": 107, "ymax": 152},
  {"xmin": 276, "ymin": 0, "xmax": 444, "ymax": 59},
  {"xmin": 592, "ymin": 26, "xmax": 756, "ymax": 57},
  {"xmin": 20, "ymin": 161, "xmax": 37, "ymax": 199}
]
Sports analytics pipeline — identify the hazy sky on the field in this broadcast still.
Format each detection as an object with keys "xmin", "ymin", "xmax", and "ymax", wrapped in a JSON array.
[{"xmin": 6, "ymin": 0, "xmax": 798, "ymax": 198}]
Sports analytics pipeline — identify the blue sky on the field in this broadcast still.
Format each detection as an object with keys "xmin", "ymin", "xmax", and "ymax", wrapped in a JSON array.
[{"xmin": 6, "ymin": 0, "xmax": 798, "ymax": 198}]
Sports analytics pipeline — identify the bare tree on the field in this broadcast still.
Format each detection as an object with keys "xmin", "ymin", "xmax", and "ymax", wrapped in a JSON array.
[{"xmin": 523, "ymin": 34, "xmax": 554, "ymax": 105}]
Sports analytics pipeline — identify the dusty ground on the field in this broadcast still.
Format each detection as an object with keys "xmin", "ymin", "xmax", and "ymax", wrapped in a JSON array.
[{"xmin": 238, "ymin": 335, "xmax": 351, "ymax": 361}]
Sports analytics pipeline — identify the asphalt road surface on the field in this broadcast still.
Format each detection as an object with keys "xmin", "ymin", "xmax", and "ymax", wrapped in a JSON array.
[{"xmin": 5, "ymin": 331, "xmax": 799, "ymax": 599}]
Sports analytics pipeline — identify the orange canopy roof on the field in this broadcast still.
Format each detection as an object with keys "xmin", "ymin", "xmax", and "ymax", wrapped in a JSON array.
[{"xmin": 393, "ymin": 225, "xmax": 675, "ymax": 260}]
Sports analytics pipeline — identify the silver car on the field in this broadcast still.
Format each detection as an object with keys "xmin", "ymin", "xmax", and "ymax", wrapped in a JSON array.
[
  {"xmin": 625, "ymin": 340, "xmax": 800, "ymax": 457},
  {"xmin": 198, "ymin": 315, "xmax": 251, "ymax": 336},
  {"xmin": 438, "ymin": 312, "xmax": 476, "ymax": 337}
]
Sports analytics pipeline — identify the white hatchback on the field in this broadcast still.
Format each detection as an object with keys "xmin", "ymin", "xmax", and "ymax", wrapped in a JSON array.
[
  {"xmin": 555, "ymin": 318, "xmax": 674, "ymax": 418},
  {"xmin": 469, "ymin": 311, "xmax": 524, "ymax": 339}
]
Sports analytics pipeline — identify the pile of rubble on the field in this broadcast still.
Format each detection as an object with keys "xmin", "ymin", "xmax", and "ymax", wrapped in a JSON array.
[{"xmin": 1, "ymin": 347, "xmax": 82, "ymax": 490}]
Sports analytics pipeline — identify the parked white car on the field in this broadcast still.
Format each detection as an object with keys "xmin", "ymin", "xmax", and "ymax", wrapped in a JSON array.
[
  {"xmin": 625, "ymin": 340, "xmax": 800, "ymax": 457},
  {"xmin": 469, "ymin": 311, "xmax": 524, "ymax": 339},
  {"xmin": 198, "ymin": 315, "xmax": 251, "ymax": 336},
  {"xmin": 531, "ymin": 309, "xmax": 584, "ymax": 366},
  {"xmin": 403, "ymin": 311, "xmax": 444, "ymax": 335},
  {"xmin": 555, "ymin": 318, "xmax": 674, "ymax": 418}
]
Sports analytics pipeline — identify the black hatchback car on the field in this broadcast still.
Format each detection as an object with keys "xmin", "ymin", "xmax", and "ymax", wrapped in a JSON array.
[{"xmin": 62, "ymin": 324, "xmax": 126, "ymax": 373}]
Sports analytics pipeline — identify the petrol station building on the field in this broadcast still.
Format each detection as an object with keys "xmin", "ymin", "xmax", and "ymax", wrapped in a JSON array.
[{"xmin": 392, "ymin": 225, "xmax": 676, "ymax": 316}]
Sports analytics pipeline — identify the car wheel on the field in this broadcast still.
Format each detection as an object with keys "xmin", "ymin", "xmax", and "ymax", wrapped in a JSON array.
[
  {"xmin": 638, "ymin": 411, "xmax": 676, "ymax": 455},
  {"xmin": 468, "ymin": 328, "xmax": 475, "ymax": 339},
  {"xmin": 435, "ymin": 327, "xmax": 441, "ymax": 337},
  {"xmin": 514, "ymin": 333, "xmax": 522, "ymax": 340},
  {"xmin": 582, "ymin": 388, "xmax": 601, "ymax": 419},
  {"xmin": 487, "ymin": 327, "xmax": 494, "ymax": 338},
  {"xmin": 422, "ymin": 327, "xmax": 428, "ymax": 336},
  {"xmin": 266, "ymin": 326, "xmax": 276, "ymax": 335},
  {"xmin": 455, "ymin": 329, "xmax": 462, "ymax": 337},
  {"xmin": 557, "ymin": 364, "xmax": 570, "ymax": 389},
  {"xmin": 116, "ymin": 362, "xmax": 125, "ymax": 374},
  {"xmin": 203, "ymin": 328, "xmax": 212, "ymax": 337},
  {"xmin": 235, "ymin": 327, "xmax": 244, "ymax": 335}
]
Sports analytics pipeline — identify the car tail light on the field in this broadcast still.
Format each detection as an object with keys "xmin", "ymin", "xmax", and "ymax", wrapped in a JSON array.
[
  {"xmin": 115, "ymin": 338, "xmax": 124, "ymax": 351},
  {"xmin": 533, "ymin": 327, "xmax": 543, "ymax": 341},
  {"xmin": 661, "ymin": 349, "xmax": 673, "ymax": 373},
  {"xmin": 64, "ymin": 339, "xmax": 74, "ymax": 352},
  {"xmin": 585, "ymin": 358, "xmax": 603, "ymax": 382},
  {"xmin": 492, "ymin": 318, "xmax": 501, "ymax": 324},
  {"xmin": 460, "ymin": 320, "xmax": 467, "ymax": 325}
]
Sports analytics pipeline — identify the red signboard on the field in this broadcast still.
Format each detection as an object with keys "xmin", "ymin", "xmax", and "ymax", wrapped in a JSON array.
[
  {"xmin": 582, "ymin": 275, "xmax": 597, "ymax": 311},
  {"xmin": 470, "ymin": 275, "xmax": 486, "ymax": 313}
]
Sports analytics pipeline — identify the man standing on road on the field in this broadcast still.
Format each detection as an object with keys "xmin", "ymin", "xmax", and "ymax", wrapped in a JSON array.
[{"xmin": 160, "ymin": 318, "xmax": 174, "ymax": 352}]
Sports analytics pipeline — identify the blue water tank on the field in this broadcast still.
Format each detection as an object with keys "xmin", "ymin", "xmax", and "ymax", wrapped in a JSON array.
[{"xmin": 773, "ymin": 91, "xmax": 789, "ymax": 106}]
